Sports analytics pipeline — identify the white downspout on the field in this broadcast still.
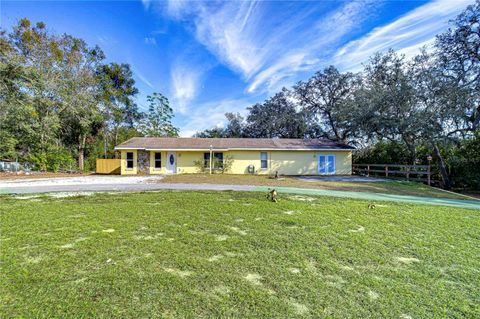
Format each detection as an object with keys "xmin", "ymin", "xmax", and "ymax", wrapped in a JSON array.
[{"xmin": 209, "ymin": 145, "xmax": 213, "ymax": 174}]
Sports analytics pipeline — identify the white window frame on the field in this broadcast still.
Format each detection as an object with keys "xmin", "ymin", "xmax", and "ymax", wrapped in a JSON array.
[
  {"xmin": 260, "ymin": 152, "xmax": 268, "ymax": 170},
  {"xmin": 318, "ymin": 154, "xmax": 336, "ymax": 175}
]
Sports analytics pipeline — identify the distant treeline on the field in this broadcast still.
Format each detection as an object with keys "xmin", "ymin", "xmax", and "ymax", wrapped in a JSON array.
[
  {"xmin": 1, "ymin": 2, "xmax": 479, "ymax": 190},
  {"xmin": 0, "ymin": 19, "xmax": 179, "ymax": 172},
  {"xmin": 195, "ymin": 1, "xmax": 480, "ymax": 190}
]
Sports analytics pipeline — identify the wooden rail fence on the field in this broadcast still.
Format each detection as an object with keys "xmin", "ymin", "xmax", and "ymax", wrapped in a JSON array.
[
  {"xmin": 353, "ymin": 164, "xmax": 432, "ymax": 185},
  {"xmin": 96, "ymin": 159, "xmax": 121, "ymax": 175}
]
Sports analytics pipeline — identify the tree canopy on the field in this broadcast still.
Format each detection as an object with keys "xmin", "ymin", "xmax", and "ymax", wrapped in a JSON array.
[
  {"xmin": 0, "ymin": 18, "xmax": 178, "ymax": 170},
  {"xmin": 196, "ymin": 1, "xmax": 480, "ymax": 189},
  {"xmin": 1, "ymin": 1, "xmax": 479, "ymax": 190}
]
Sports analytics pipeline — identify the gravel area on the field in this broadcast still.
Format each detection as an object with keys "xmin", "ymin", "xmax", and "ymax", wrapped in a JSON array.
[{"xmin": 0, "ymin": 175, "xmax": 163, "ymax": 188}]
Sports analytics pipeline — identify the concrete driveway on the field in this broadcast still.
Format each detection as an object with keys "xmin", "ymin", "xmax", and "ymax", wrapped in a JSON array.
[
  {"xmin": 296, "ymin": 175, "xmax": 386, "ymax": 182},
  {"xmin": 0, "ymin": 175, "xmax": 385, "ymax": 194},
  {"xmin": 1, "ymin": 175, "xmax": 479, "ymax": 210},
  {"xmin": 0, "ymin": 175, "xmax": 254, "ymax": 194}
]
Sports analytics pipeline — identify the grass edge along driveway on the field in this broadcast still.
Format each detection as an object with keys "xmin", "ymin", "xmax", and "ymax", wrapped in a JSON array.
[
  {"xmin": 252, "ymin": 186, "xmax": 480, "ymax": 210},
  {"xmin": 3, "ymin": 183, "xmax": 479, "ymax": 210},
  {"xmin": 159, "ymin": 174, "xmax": 472, "ymax": 200}
]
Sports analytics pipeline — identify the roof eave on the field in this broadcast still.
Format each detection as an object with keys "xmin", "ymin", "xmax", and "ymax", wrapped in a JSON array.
[{"xmin": 114, "ymin": 147, "xmax": 354, "ymax": 151}]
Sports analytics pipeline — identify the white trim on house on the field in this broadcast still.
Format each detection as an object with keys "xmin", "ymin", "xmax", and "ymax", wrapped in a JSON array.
[
  {"xmin": 260, "ymin": 151, "xmax": 268, "ymax": 170},
  {"xmin": 115, "ymin": 147, "xmax": 353, "ymax": 151},
  {"xmin": 145, "ymin": 148, "xmax": 229, "ymax": 151},
  {"xmin": 226, "ymin": 148, "xmax": 352, "ymax": 151}
]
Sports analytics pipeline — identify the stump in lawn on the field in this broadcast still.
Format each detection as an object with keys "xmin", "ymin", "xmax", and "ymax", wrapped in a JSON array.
[{"xmin": 267, "ymin": 188, "xmax": 278, "ymax": 202}]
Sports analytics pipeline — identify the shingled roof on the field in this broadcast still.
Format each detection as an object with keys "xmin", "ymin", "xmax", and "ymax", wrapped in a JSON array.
[{"xmin": 115, "ymin": 137, "xmax": 354, "ymax": 151}]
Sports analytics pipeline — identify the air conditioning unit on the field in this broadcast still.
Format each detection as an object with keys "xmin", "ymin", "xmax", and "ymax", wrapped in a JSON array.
[{"xmin": 248, "ymin": 165, "xmax": 255, "ymax": 174}]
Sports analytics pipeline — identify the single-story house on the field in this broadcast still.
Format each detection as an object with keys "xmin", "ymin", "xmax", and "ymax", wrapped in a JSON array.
[{"xmin": 114, "ymin": 137, "xmax": 355, "ymax": 176}]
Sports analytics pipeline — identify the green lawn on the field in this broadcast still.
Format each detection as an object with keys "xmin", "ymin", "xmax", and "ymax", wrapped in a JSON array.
[
  {"xmin": 1, "ymin": 191, "xmax": 479, "ymax": 318},
  {"xmin": 160, "ymin": 174, "xmax": 469, "ymax": 200}
]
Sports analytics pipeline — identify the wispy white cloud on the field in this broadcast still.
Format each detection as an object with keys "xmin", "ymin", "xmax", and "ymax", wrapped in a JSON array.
[
  {"xmin": 140, "ymin": 0, "xmax": 473, "ymax": 133},
  {"xmin": 132, "ymin": 67, "xmax": 155, "ymax": 90},
  {"xmin": 247, "ymin": 0, "xmax": 377, "ymax": 93},
  {"xmin": 178, "ymin": 98, "xmax": 253, "ymax": 137},
  {"xmin": 161, "ymin": 0, "xmax": 380, "ymax": 94},
  {"xmin": 165, "ymin": 0, "xmax": 189, "ymax": 18},
  {"xmin": 141, "ymin": 0, "xmax": 151, "ymax": 10},
  {"xmin": 141, "ymin": 0, "xmax": 381, "ymax": 131},
  {"xmin": 333, "ymin": 0, "xmax": 473, "ymax": 71},
  {"xmin": 193, "ymin": 1, "xmax": 263, "ymax": 79},
  {"xmin": 146, "ymin": 0, "xmax": 472, "ymax": 93},
  {"xmin": 246, "ymin": 53, "xmax": 319, "ymax": 94},
  {"xmin": 144, "ymin": 37, "xmax": 157, "ymax": 45},
  {"xmin": 170, "ymin": 62, "xmax": 205, "ymax": 114},
  {"xmin": 96, "ymin": 35, "xmax": 118, "ymax": 46}
]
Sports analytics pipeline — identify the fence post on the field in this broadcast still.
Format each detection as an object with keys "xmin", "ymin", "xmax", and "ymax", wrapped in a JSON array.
[
  {"xmin": 406, "ymin": 165, "xmax": 410, "ymax": 181},
  {"xmin": 427, "ymin": 165, "xmax": 431, "ymax": 186},
  {"xmin": 367, "ymin": 165, "xmax": 370, "ymax": 177},
  {"xmin": 385, "ymin": 166, "xmax": 389, "ymax": 178}
]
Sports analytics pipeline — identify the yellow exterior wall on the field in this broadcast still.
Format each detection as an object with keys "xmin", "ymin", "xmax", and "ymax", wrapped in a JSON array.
[
  {"xmin": 228, "ymin": 150, "xmax": 265, "ymax": 174},
  {"xmin": 177, "ymin": 151, "xmax": 203, "ymax": 173},
  {"xmin": 228, "ymin": 150, "xmax": 352, "ymax": 175},
  {"xmin": 270, "ymin": 151, "xmax": 316, "ymax": 175},
  {"xmin": 120, "ymin": 150, "xmax": 137, "ymax": 175},
  {"xmin": 332, "ymin": 150, "xmax": 352, "ymax": 175},
  {"xmin": 120, "ymin": 149, "xmax": 352, "ymax": 175}
]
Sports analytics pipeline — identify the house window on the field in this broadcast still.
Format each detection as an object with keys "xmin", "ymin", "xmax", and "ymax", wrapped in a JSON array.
[
  {"xmin": 260, "ymin": 152, "xmax": 268, "ymax": 169},
  {"xmin": 154, "ymin": 152, "xmax": 162, "ymax": 169},
  {"xmin": 203, "ymin": 152, "xmax": 210, "ymax": 168},
  {"xmin": 203, "ymin": 152, "xmax": 223, "ymax": 169},
  {"xmin": 126, "ymin": 152, "xmax": 134, "ymax": 169}
]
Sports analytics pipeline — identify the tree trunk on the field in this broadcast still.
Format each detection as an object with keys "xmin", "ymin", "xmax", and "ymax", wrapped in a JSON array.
[
  {"xmin": 432, "ymin": 142, "xmax": 451, "ymax": 190},
  {"xmin": 114, "ymin": 128, "xmax": 118, "ymax": 146},
  {"xmin": 407, "ymin": 144, "xmax": 417, "ymax": 165},
  {"xmin": 402, "ymin": 136, "xmax": 417, "ymax": 165},
  {"xmin": 103, "ymin": 128, "xmax": 108, "ymax": 159},
  {"xmin": 39, "ymin": 120, "xmax": 47, "ymax": 171},
  {"xmin": 78, "ymin": 134, "xmax": 86, "ymax": 171},
  {"xmin": 325, "ymin": 111, "xmax": 340, "ymax": 141}
]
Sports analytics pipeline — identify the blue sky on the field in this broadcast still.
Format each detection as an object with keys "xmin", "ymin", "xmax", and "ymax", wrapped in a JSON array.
[{"xmin": 1, "ymin": 0, "xmax": 474, "ymax": 136}]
